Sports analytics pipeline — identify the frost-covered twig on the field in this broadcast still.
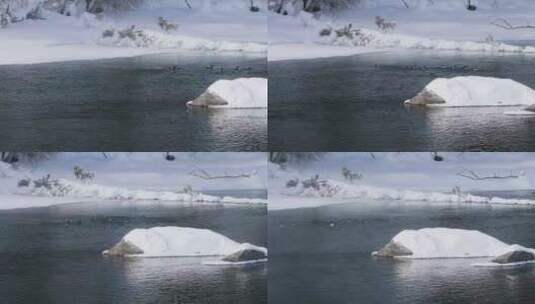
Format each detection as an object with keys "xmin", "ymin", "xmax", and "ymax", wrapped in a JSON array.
[
  {"xmin": 184, "ymin": 0, "xmax": 192, "ymax": 9},
  {"xmin": 491, "ymin": 18, "xmax": 535, "ymax": 30},
  {"xmin": 457, "ymin": 168, "xmax": 521, "ymax": 181}
]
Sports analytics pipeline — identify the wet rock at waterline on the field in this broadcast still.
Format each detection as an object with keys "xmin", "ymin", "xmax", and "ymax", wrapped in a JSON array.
[
  {"xmin": 403, "ymin": 89, "xmax": 445, "ymax": 106},
  {"xmin": 102, "ymin": 239, "xmax": 144, "ymax": 256},
  {"xmin": 492, "ymin": 250, "xmax": 535, "ymax": 264},
  {"xmin": 222, "ymin": 248, "xmax": 267, "ymax": 262},
  {"xmin": 372, "ymin": 240, "xmax": 413, "ymax": 257}
]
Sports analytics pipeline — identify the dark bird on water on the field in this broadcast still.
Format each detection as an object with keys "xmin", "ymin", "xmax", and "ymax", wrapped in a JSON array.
[{"xmin": 168, "ymin": 65, "xmax": 181, "ymax": 72}]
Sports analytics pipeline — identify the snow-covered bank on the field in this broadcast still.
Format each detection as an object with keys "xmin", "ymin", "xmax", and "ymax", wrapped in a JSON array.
[
  {"xmin": 404, "ymin": 76, "xmax": 535, "ymax": 108},
  {"xmin": 268, "ymin": 153, "xmax": 535, "ymax": 210},
  {"xmin": 0, "ymin": 1, "xmax": 267, "ymax": 65},
  {"xmin": 0, "ymin": 152, "xmax": 266, "ymax": 210},
  {"xmin": 268, "ymin": 2, "xmax": 535, "ymax": 61},
  {"xmin": 103, "ymin": 226, "xmax": 267, "ymax": 261},
  {"xmin": 187, "ymin": 78, "xmax": 267, "ymax": 108},
  {"xmin": 278, "ymin": 178, "xmax": 535, "ymax": 208},
  {"xmin": 19, "ymin": 177, "xmax": 266, "ymax": 204},
  {"xmin": 373, "ymin": 228, "xmax": 535, "ymax": 267}
]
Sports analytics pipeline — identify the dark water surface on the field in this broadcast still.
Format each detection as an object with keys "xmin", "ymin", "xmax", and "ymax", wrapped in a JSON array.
[
  {"xmin": 269, "ymin": 200, "xmax": 535, "ymax": 304},
  {"xmin": 0, "ymin": 52, "xmax": 267, "ymax": 151},
  {"xmin": 0, "ymin": 200, "xmax": 267, "ymax": 304},
  {"xmin": 269, "ymin": 51, "xmax": 535, "ymax": 151}
]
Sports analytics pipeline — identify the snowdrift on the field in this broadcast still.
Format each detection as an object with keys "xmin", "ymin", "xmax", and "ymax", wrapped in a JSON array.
[
  {"xmin": 23, "ymin": 177, "xmax": 266, "ymax": 204},
  {"xmin": 187, "ymin": 78, "xmax": 267, "ymax": 108},
  {"xmin": 97, "ymin": 29, "xmax": 267, "ymax": 53},
  {"xmin": 373, "ymin": 228, "xmax": 535, "ymax": 267},
  {"xmin": 103, "ymin": 226, "xmax": 267, "ymax": 262},
  {"xmin": 283, "ymin": 178, "xmax": 535, "ymax": 206},
  {"xmin": 404, "ymin": 76, "xmax": 535, "ymax": 108}
]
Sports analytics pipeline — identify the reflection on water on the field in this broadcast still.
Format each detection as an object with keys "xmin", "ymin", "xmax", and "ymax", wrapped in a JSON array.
[
  {"xmin": 269, "ymin": 50, "xmax": 535, "ymax": 151},
  {"xmin": 0, "ymin": 200, "xmax": 267, "ymax": 304},
  {"xmin": 268, "ymin": 200, "xmax": 535, "ymax": 304},
  {"xmin": 0, "ymin": 52, "xmax": 267, "ymax": 151}
]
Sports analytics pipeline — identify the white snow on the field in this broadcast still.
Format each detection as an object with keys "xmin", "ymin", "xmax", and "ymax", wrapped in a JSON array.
[
  {"xmin": 268, "ymin": 153, "xmax": 535, "ymax": 210},
  {"xmin": 268, "ymin": 2, "xmax": 535, "ymax": 61},
  {"xmin": 373, "ymin": 228, "xmax": 535, "ymax": 267},
  {"xmin": 404, "ymin": 76, "xmax": 535, "ymax": 107},
  {"xmin": 0, "ymin": 152, "xmax": 266, "ymax": 210},
  {"xmin": 275, "ymin": 178, "xmax": 535, "ymax": 209},
  {"xmin": 21, "ymin": 177, "xmax": 266, "ymax": 204},
  {"xmin": 0, "ymin": 1, "xmax": 267, "ymax": 65},
  {"xmin": 188, "ymin": 78, "xmax": 267, "ymax": 108},
  {"xmin": 103, "ymin": 226, "xmax": 267, "ymax": 258}
]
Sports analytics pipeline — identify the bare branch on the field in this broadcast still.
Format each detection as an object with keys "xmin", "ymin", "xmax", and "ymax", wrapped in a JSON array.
[
  {"xmin": 457, "ymin": 168, "xmax": 521, "ymax": 181},
  {"xmin": 184, "ymin": 0, "xmax": 192, "ymax": 9},
  {"xmin": 491, "ymin": 18, "xmax": 535, "ymax": 30},
  {"xmin": 189, "ymin": 167, "xmax": 256, "ymax": 180}
]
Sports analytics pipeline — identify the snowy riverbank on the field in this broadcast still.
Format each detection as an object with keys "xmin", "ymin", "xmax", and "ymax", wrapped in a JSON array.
[
  {"xmin": 269, "ymin": 153, "xmax": 535, "ymax": 210},
  {"xmin": 0, "ymin": 152, "xmax": 266, "ymax": 210},
  {"xmin": 268, "ymin": 1, "xmax": 535, "ymax": 62},
  {"xmin": 0, "ymin": 0, "xmax": 267, "ymax": 65}
]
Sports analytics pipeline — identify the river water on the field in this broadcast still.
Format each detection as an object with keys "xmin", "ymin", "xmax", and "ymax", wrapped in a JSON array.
[
  {"xmin": 0, "ymin": 52, "xmax": 267, "ymax": 151},
  {"xmin": 0, "ymin": 199, "xmax": 267, "ymax": 304},
  {"xmin": 269, "ymin": 199, "xmax": 535, "ymax": 304},
  {"xmin": 269, "ymin": 50, "xmax": 535, "ymax": 151}
]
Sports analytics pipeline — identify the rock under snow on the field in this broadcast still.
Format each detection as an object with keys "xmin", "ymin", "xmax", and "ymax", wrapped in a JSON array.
[
  {"xmin": 492, "ymin": 249, "xmax": 535, "ymax": 264},
  {"xmin": 372, "ymin": 228, "xmax": 510, "ymax": 259},
  {"xmin": 404, "ymin": 76, "xmax": 535, "ymax": 108},
  {"xmin": 373, "ymin": 228, "xmax": 535, "ymax": 267},
  {"xmin": 103, "ymin": 226, "xmax": 267, "ymax": 259},
  {"xmin": 222, "ymin": 248, "xmax": 267, "ymax": 262},
  {"xmin": 187, "ymin": 78, "xmax": 267, "ymax": 108}
]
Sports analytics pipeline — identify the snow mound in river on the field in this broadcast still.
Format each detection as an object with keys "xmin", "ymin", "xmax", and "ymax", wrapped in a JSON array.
[
  {"xmin": 187, "ymin": 78, "xmax": 267, "ymax": 108},
  {"xmin": 377, "ymin": 228, "xmax": 510, "ymax": 259},
  {"xmin": 404, "ymin": 76, "xmax": 535, "ymax": 107},
  {"xmin": 103, "ymin": 226, "xmax": 267, "ymax": 258},
  {"xmin": 373, "ymin": 228, "xmax": 535, "ymax": 267}
]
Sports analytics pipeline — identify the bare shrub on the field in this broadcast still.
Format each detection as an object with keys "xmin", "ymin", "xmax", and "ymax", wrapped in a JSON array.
[
  {"xmin": 158, "ymin": 16, "xmax": 178, "ymax": 32},
  {"xmin": 375, "ymin": 16, "xmax": 396, "ymax": 33},
  {"xmin": 73, "ymin": 166, "xmax": 94, "ymax": 182},
  {"xmin": 319, "ymin": 27, "xmax": 332, "ymax": 36},
  {"xmin": 341, "ymin": 167, "xmax": 362, "ymax": 182}
]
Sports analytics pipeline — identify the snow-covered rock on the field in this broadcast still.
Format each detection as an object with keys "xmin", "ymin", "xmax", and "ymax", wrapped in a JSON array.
[
  {"xmin": 491, "ymin": 249, "xmax": 535, "ymax": 264},
  {"xmin": 187, "ymin": 78, "xmax": 267, "ymax": 108},
  {"xmin": 404, "ymin": 76, "xmax": 535, "ymax": 108},
  {"xmin": 373, "ymin": 227, "xmax": 535, "ymax": 267},
  {"xmin": 373, "ymin": 228, "xmax": 510, "ymax": 259},
  {"xmin": 103, "ymin": 226, "xmax": 267, "ymax": 258}
]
